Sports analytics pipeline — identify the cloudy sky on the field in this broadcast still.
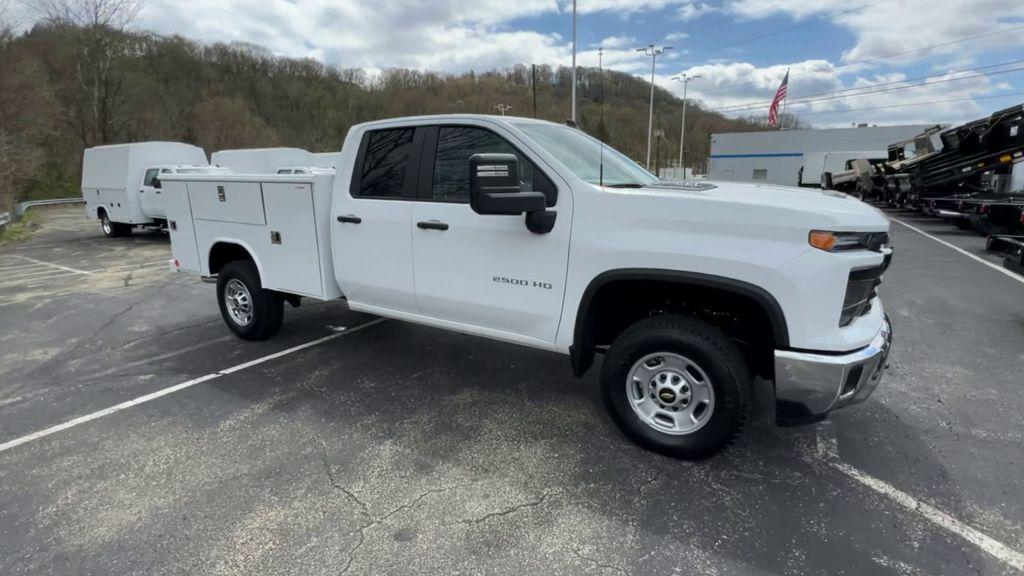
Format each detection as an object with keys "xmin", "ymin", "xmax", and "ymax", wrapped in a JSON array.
[{"xmin": 132, "ymin": 0, "xmax": 1024, "ymax": 127}]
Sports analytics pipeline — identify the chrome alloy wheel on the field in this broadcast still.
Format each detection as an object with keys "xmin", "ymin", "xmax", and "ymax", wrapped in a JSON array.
[
  {"xmin": 224, "ymin": 278, "xmax": 254, "ymax": 326},
  {"xmin": 626, "ymin": 352, "xmax": 715, "ymax": 435},
  {"xmin": 101, "ymin": 216, "xmax": 112, "ymax": 235}
]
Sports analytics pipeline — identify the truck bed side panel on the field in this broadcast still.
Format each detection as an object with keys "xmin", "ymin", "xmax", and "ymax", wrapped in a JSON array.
[{"xmin": 164, "ymin": 181, "xmax": 201, "ymax": 272}]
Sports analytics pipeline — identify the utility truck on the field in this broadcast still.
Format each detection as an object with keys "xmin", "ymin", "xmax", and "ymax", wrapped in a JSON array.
[
  {"xmin": 162, "ymin": 115, "xmax": 893, "ymax": 459},
  {"xmin": 81, "ymin": 142, "xmax": 227, "ymax": 237}
]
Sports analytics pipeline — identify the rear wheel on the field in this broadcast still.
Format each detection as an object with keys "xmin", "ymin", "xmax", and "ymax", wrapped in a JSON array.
[
  {"xmin": 217, "ymin": 260, "xmax": 284, "ymax": 340},
  {"xmin": 100, "ymin": 211, "xmax": 132, "ymax": 238},
  {"xmin": 601, "ymin": 315, "xmax": 750, "ymax": 460}
]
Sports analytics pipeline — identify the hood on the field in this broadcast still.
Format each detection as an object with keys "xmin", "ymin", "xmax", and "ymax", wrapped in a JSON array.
[{"xmin": 641, "ymin": 180, "xmax": 890, "ymax": 231}]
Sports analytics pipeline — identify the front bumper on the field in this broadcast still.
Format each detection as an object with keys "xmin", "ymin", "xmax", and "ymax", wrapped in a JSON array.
[{"xmin": 773, "ymin": 316, "xmax": 892, "ymax": 426}]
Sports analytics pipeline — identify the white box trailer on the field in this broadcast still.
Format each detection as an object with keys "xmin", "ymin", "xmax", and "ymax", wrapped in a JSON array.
[
  {"xmin": 81, "ymin": 142, "xmax": 216, "ymax": 237},
  {"xmin": 211, "ymin": 147, "xmax": 313, "ymax": 174}
]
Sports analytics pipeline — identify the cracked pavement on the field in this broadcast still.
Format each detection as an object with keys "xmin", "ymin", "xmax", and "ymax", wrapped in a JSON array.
[{"xmin": 1, "ymin": 206, "xmax": 1023, "ymax": 575}]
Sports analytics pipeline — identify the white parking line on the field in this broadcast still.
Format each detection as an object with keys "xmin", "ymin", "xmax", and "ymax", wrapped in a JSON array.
[
  {"xmin": 815, "ymin": 425, "xmax": 1024, "ymax": 571},
  {"xmin": 7, "ymin": 255, "xmax": 94, "ymax": 276},
  {"xmin": 0, "ymin": 318, "xmax": 386, "ymax": 454},
  {"xmin": 891, "ymin": 217, "xmax": 1024, "ymax": 286}
]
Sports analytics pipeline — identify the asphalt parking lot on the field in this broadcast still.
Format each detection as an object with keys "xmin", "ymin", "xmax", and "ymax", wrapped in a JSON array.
[{"xmin": 1, "ymin": 205, "xmax": 1023, "ymax": 576}]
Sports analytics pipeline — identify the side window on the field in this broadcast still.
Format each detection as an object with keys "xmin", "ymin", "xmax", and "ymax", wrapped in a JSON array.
[
  {"xmin": 431, "ymin": 126, "xmax": 555, "ymax": 206},
  {"xmin": 143, "ymin": 168, "xmax": 160, "ymax": 187},
  {"xmin": 357, "ymin": 128, "xmax": 416, "ymax": 198}
]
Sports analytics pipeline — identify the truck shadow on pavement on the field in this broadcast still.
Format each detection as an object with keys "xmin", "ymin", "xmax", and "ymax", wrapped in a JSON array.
[{"xmin": 171, "ymin": 313, "xmax": 986, "ymax": 576}]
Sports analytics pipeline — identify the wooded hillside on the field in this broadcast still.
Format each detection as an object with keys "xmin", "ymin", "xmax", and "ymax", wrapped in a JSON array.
[{"xmin": 0, "ymin": 16, "xmax": 771, "ymax": 212}]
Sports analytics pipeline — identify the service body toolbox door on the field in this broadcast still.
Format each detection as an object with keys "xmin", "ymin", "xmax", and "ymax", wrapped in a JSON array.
[
  {"xmin": 261, "ymin": 182, "xmax": 324, "ymax": 298},
  {"xmin": 163, "ymin": 180, "xmax": 202, "ymax": 272},
  {"xmin": 411, "ymin": 124, "xmax": 571, "ymax": 343}
]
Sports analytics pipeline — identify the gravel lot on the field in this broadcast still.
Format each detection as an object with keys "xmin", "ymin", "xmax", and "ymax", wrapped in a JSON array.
[{"xmin": 1, "ymin": 205, "xmax": 1022, "ymax": 576}]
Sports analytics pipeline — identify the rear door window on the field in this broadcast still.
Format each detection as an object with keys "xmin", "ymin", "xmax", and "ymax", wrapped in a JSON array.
[{"xmin": 356, "ymin": 128, "xmax": 417, "ymax": 198}]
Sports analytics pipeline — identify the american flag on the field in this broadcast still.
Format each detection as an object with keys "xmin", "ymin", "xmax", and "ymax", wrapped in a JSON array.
[{"xmin": 768, "ymin": 69, "xmax": 789, "ymax": 127}]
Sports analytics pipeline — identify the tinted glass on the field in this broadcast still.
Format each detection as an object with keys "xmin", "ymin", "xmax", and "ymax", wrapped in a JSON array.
[
  {"xmin": 358, "ymin": 128, "xmax": 415, "ymax": 198},
  {"xmin": 143, "ymin": 168, "xmax": 160, "ymax": 186},
  {"xmin": 432, "ymin": 127, "xmax": 536, "ymax": 202}
]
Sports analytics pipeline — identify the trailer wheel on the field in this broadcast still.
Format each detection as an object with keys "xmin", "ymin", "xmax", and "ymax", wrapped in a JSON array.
[
  {"xmin": 217, "ymin": 260, "xmax": 284, "ymax": 341},
  {"xmin": 600, "ymin": 314, "xmax": 750, "ymax": 460}
]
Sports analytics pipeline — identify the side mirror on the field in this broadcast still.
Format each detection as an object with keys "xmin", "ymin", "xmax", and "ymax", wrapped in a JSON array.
[
  {"xmin": 469, "ymin": 153, "xmax": 545, "ymax": 215},
  {"xmin": 152, "ymin": 176, "xmax": 162, "ymax": 189}
]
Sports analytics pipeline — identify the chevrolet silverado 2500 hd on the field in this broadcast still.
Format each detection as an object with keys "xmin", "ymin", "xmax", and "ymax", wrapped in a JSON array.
[{"xmin": 161, "ymin": 114, "xmax": 893, "ymax": 459}]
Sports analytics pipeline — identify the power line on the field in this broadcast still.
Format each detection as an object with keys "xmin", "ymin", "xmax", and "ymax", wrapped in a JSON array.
[
  {"xmin": 696, "ymin": 24, "xmax": 1024, "ymax": 97},
  {"xmin": 713, "ymin": 59, "xmax": 1024, "ymax": 112},
  {"xmin": 791, "ymin": 91, "xmax": 1024, "ymax": 118}
]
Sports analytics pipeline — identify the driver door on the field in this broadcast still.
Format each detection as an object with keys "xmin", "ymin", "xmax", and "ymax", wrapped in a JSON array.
[{"xmin": 410, "ymin": 124, "xmax": 572, "ymax": 344}]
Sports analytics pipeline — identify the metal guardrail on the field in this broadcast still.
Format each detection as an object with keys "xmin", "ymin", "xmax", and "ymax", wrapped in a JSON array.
[
  {"xmin": 0, "ymin": 211, "xmax": 10, "ymax": 230},
  {"xmin": 15, "ymin": 197, "xmax": 84, "ymax": 217}
]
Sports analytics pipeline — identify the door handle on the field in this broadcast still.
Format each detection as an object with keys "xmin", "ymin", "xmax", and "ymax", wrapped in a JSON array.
[
  {"xmin": 336, "ymin": 214, "xmax": 362, "ymax": 224},
  {"xmin": 417, "ymin": 220, "xmax": 449, "ymax": 231}
]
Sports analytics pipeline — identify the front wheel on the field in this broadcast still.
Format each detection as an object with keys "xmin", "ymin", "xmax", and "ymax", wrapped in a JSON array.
[
  {"xmin": 217, "ymin": 260, "xmax": 284, "ymax": 340},
  {"xmin": 601, "ymin": 315, "xmax": 750, "ymax": 460}
]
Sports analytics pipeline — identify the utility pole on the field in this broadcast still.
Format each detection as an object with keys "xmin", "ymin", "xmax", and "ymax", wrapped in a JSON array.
[
  {"xmin": 671, "ymin": 73, "xmax": 701, "ymax": 178},
  {"xmin": 637, "ymin": 44, "xmax": 673, "ymax": 170},
  {"xmin": 532, "ymin": 64, "xmax": 538, "ymax": 118},
  {"xmin": 571, "ymin": 0, "xmax": 577, "ymax": 123},
  {"xmin": 495, "ymin": 104, "xmax": 512, "ymax": 116}
]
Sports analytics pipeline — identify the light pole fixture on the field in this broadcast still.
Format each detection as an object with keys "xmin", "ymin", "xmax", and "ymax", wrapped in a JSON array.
[
  {"xmin": 637, "ymin": 44, "xmax": 673, "ymax": 170},
  {"xmin": 571, "ymin": 0, "xmax": 577, "ymax": 124},
  {"xmin": 495, "ymin": 104, "xmax": 512, "ymax": 116},
  {"xmin": 671, "ymin": 73, "xmax": 701, "ymax": 178}
]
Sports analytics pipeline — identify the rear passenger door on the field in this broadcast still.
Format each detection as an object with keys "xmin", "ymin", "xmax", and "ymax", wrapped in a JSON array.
[
  {"xmin": 410, "ymin": 124, "xmax": 571, "ymax": 344},
  {"xmin": 331, "ymin": 126, "xmax": 422, "ymax": 314}
]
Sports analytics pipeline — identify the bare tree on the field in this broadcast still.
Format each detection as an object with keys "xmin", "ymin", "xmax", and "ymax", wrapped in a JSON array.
[{"xmin": 34, "ymin": 0, "xmax": 142, "ymax": 146}]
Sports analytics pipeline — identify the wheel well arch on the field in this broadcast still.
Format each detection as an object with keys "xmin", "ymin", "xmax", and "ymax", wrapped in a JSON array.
[
  {"xmin": 570, "ymin": 269, "xmax": 789, "ymax": 378},
  {"xmin": 208, "ymin": 241, "xmax": 261, "ymax": 277},
  {"xmin": 97, "ymin": 206, "xmax": 107, "ymax": 218}
]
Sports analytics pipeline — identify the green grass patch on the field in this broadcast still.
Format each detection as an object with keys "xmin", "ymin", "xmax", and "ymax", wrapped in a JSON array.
[{"xmin": 0, "ymin": 210, "xmax": 41, "ymax": 245}]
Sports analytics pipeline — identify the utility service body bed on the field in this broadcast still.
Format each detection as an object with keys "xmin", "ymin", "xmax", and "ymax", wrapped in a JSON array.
[{"xmin": 162, "ymin": 173, "xmax": 342, "ymax": 300}]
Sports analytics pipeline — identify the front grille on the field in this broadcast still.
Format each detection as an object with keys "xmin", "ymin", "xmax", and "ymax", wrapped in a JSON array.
[{"xmin": 840, "ymin": 265, "xmax": 885, "ymax": 327}]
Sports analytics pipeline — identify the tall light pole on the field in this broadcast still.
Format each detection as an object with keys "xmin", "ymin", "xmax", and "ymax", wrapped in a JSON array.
[
  {"xmin": 671, "ymin": 73, "xmax": 701, "ymax": 178},
  {"xmin": 598, "ymin": 47, "xmax": 605, "ymax": 133},
  {"xmin": 571, "ymin": 0, "xmax": 577, "ymax": 123},
  {"xmin": 637, "ymin": 44, "xmax": 673, "ymax": 170},
  {"xmin": 495, "ymin": 104, "xmax": 512, "ymax": 116}
]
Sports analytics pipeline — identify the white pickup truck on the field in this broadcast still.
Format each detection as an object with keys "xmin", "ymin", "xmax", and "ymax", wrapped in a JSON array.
[{"xmin": 162, "ymin": 114, "xmax": 893, "ymax": 459}]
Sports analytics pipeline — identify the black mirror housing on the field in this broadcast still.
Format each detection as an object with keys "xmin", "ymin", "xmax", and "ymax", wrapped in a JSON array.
[
  {"xmin": 469, "ymin": 153, "xmax": 545, "ymax": 215},
  {"xmin": 152, "ymin": 177, "xmax": 162, "ymax": 189}
]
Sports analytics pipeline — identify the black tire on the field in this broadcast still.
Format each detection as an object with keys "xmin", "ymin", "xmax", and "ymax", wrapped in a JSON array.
[
  {"xmin": 100, "ymin": 211, "xmax": 118, "ymax": 238},
  {"xmin": 600, "ymin": 314, "xmax": 751, "ymax": 460},
  {"xmin": 216, "ymin": 260, "xmax": 284, "ymax": 341},
  {"xmin": 100, "ymin": 211, "xmax": 133, "ymax": 238}
]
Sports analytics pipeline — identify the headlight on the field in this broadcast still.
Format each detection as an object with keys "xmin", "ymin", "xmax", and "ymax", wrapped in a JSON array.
[{"xmin": 808, "ymin": 230, "xmax": 874, "ymax": 252}]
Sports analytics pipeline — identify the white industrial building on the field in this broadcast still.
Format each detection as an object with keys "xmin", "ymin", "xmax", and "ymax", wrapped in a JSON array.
[{"xmin": 707, "ymin": 125, "xmax": 937, "ymax": 187}]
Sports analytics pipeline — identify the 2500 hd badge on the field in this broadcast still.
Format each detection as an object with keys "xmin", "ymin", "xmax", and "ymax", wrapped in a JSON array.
[{"xmin": 493, "ymin": 276, "xmax": 553, "ymax": 290}]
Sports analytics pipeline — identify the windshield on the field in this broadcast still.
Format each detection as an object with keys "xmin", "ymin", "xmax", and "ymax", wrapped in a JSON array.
[{"xmin": 513, "ymin": 122, "xmax": 658, "ymax": 187}]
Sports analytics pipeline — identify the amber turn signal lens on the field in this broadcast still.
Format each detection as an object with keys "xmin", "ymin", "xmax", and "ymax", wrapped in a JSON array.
[{"xmin": 809, "ymin": 230, "xmax": 837, "ymax": 251}]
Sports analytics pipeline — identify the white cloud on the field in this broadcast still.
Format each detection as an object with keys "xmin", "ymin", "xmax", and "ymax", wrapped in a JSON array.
[
  {"xmin": 675, "ymin": 2, "xmax": 716, "ymax": 21},
  {"xmin": 724, "ymin": 0, "xmax": 1024, "ymax": 67},
  {"xmin": 665, "ymin": 31, "xmax": 689, "ymax": 41},
  {"xmin": 597, "ymin": 35, "xmax": 637, "ymax": 49},
  {"xmin": 665, "ymin": 59, "xmax": 1013, "ymax": 127}
]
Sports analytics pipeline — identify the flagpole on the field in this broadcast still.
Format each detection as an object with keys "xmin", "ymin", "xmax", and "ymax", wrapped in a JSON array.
[{"xmin": 780, "ymin": 68, "xmax": 790, "ymax": 131}]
